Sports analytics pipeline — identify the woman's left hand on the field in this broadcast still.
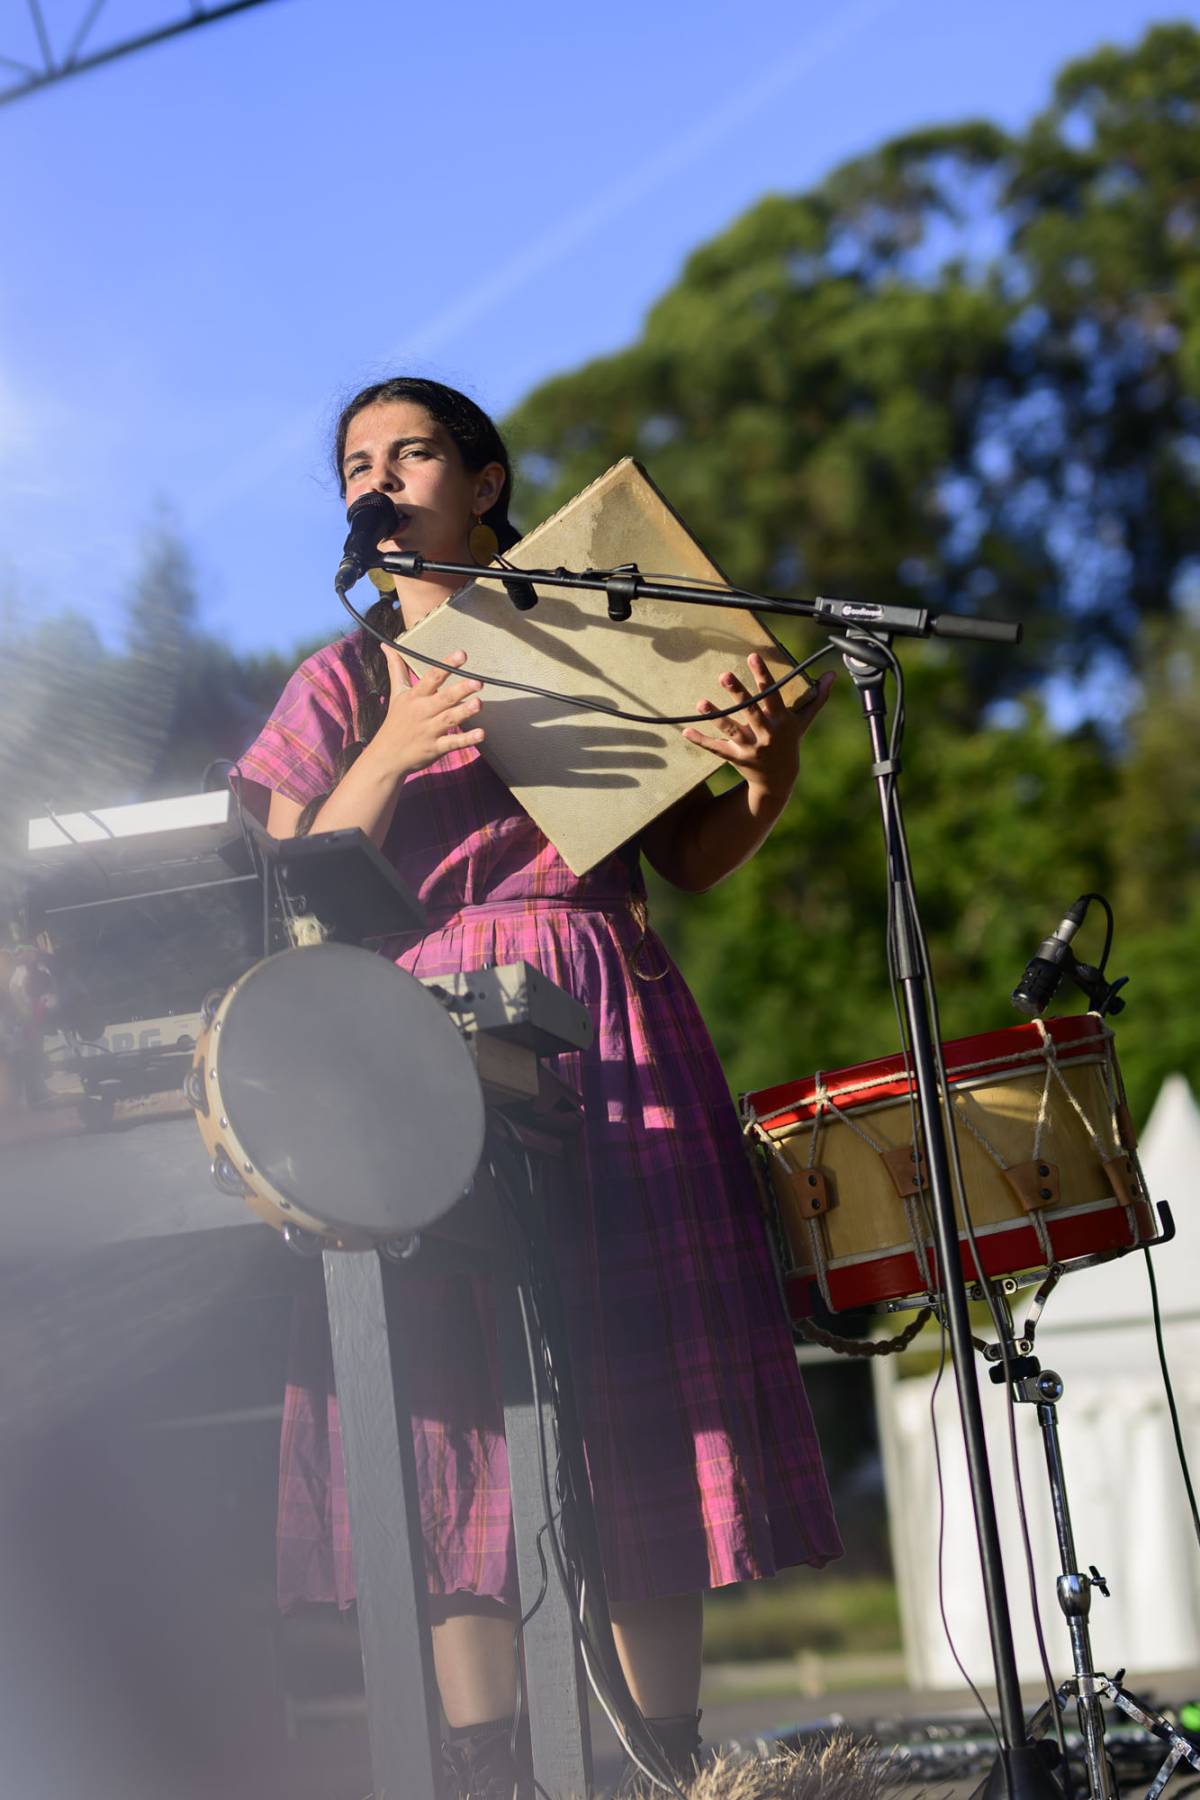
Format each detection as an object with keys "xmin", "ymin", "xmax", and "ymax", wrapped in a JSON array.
[{"xmin": 682, "ymin": 656, "xmax": 836, "ymax": 799}]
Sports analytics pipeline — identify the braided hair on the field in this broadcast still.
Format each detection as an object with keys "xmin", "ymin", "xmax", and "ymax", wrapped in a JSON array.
[{"xmin": 296, "ymin": 378, "xmax": 519, "ymax": 834}]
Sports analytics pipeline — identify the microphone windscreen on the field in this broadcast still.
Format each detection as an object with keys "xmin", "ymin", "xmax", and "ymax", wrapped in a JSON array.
[{"xmin": 346, "ymin": 490, "xmax": 398, "ymax": 530}]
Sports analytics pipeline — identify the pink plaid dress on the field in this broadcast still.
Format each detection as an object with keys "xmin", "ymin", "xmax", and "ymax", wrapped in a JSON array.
[{"xmin": 238, "ymin": 630, "xmax": 840, "ymax": 1610}]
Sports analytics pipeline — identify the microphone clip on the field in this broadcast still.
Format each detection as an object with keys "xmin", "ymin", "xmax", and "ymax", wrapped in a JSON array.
[
  {"xmin": 1065, "ymin": 958, "xmax": 1127, "ymax": 1017},
  {"xmin": 602, "ymin": 564, "xmax": 641, "ymax": 623}
]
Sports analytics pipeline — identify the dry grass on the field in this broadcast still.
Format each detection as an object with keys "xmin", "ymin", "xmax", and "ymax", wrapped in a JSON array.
[
  {"xmin": 358, "ymin": 1727, "xmax": 893, "ymax": 1800},
  {"xmin": 623, "ymin": 1730, "xmax": 890, "ymax": 1800}
]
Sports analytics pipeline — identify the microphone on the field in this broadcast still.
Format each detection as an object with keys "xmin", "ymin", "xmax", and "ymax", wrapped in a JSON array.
[
  {"xmin": 336, "ymin": 491, "xmax": 398, "ymax": 592},
  {"xmin": 1011, "ymin": 896, "xmax": 1091, "ymax": 1017}
]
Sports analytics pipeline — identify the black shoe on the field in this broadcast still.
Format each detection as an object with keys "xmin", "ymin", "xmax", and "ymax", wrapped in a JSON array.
[
  {"xmin": 441, "ymin": 1715, "xmax": 530, "ymax": 1800},
  {"xmin": 611, "ymin": 1710, "xmax": 703, "ymax": 1796}
]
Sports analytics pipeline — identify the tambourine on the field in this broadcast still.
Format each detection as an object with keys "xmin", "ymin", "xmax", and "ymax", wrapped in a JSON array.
[{"xmin": 186, "ymin": 943, "xmax": 486, "ymax": 1251}]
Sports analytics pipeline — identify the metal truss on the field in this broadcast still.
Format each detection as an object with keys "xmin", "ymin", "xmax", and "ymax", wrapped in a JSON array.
[{"xmin": 0, "ymin": 0, "xmax": 285, "ymax": 106}]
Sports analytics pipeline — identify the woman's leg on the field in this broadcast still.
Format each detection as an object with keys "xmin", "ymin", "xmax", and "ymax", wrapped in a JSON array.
[
  {"xmin": 608, "ymin": 1590, "xmax": 703, "ymax": 1719},
  {"xmin": 430, "ymin": 1605, "xmax": 520, "ymax": 1729},
  {"xmin": 432, "ymin": 1592, "xmax": 704, "ymax": 1725},
  {"xmin": 432, "ymin": 1606, "xmax": 527, "ymax": 1800}
]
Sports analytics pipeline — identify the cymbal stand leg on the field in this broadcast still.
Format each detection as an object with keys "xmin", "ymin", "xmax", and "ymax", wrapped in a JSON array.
[
  {"xmin": 982, "ymin": 1285, "xmax": 1111, "ymax": 1799},
  {"xmin": 1030, "ymin": 1366, "xmax": 1115, "ymax": 1800},
  {"xmin": 995, "ymin": 1325, "xmax": 1200, "ymax": 1800}
]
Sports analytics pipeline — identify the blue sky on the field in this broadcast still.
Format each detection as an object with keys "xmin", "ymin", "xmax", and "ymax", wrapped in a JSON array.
[{"xmin": 0, "ymin": 0, "xmax": 1187, "ymax": 657}]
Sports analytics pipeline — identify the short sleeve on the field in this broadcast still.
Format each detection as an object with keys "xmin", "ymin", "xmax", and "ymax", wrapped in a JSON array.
[{"xmin": 235, "ymin": 638, "xmax": 365, "ymax": 808}]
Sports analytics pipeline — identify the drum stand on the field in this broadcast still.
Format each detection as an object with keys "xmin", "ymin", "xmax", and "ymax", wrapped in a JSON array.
[{"xmin": 974, "ymin": 1274, "xmax": 1200, "ymax": 1800}]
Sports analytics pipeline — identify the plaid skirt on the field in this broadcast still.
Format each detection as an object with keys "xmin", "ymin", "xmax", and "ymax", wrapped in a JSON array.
[
  {"xmin": 275, "ymin": 895, "xmax": 841, "ymax": 1610},
  {"xmin": 237, "ymin": 634, "xmax": 840, "ymax": 1610}
]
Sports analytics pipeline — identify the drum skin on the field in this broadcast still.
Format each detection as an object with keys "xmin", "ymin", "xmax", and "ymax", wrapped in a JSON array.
[
  {"xmin": 189, "ymin": 945, "xmax": 486, "ymax": 1249},
  {"xmin": 744, "ymin": 1014, "xmax": 1155, "ymax": 1316}
]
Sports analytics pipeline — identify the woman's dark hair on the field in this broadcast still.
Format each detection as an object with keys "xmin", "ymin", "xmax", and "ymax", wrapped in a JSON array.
[
  {"xmin": 333, "ymin": 376, "xmax": 517, "ymax": 534},
  {"xmin": 296, "ymin": 377, "xmax": 518, "ymax": 835}
]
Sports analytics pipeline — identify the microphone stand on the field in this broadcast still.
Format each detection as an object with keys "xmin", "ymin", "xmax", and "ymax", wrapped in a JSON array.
[
  {"xmin": 367, "ymin": 549, "xmax": 1018, "ymax": 647},
  {"xmin": 365, "ymin": 552, "xmax": 1060, "ymax": 1800},
  {"xmin": 841, "ymin": 641, "xmax": 1058, "ymax": 1800}
]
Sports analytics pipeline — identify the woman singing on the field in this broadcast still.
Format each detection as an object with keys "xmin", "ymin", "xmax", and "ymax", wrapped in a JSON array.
[{"xmin": 237, "ymin": 377, "xmax": 842, "ymax": 1799}]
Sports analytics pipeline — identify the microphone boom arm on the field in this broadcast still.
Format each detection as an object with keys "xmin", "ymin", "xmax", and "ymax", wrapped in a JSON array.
[{"xmin": 368, "ymin": 551, "xmax": 1023, "ymax": 645}]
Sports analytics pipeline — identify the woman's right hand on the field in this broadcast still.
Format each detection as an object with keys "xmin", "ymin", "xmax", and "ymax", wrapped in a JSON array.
[{"xmin": 375, "ymin": 645, "xmax": 484, "ymax": 776}]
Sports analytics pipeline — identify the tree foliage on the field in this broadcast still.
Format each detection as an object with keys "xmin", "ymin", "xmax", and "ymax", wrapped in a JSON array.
[
  {"xmin": 0, "ymin": 529, "xmax": 290, "ymax": 905},
  {"xmin": 505, "ymin": 24, "xmax": 1200, "ymax": 709},
  {"xmin": 494, "ymin": 23, "xmax": 1200, "ymax": 1115},
  {"xmin": 645, "ymin": 620, "xmax": 1200, "ymax": 1123}
]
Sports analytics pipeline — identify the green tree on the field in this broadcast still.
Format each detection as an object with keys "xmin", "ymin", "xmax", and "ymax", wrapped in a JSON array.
[
  {"xmin": 644, "ymin": 625, "xmax": 1197, "ymax": 1126},
  {"xmin": 505, "ymin": 23, "xmax": 1200, "ymax": 708},
  {"xmin": 645, "ymin": 645, "xmax": 1129, "ymax": 1101},
  {"xmin": 499, "ymin": 22, "xmax": 1200, "ymax": 1120},
  {"xmin": 113, "ymin": 521, "xmax": 294, "ymax": 800},
  {"xmin": 1, "ymin": 609, "xmax": 144, "ymax": 909},
  {"xmin": 1103, "ymin": 614, "xmax": 1200, "ymax": 1113},
  {"xmin": 0, "ymin": 526, "xmax": 291, "ymax": 905}
]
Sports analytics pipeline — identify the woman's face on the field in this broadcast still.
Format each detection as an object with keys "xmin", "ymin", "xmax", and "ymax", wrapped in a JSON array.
[{"xmin": 341, "ymin": 400, "xmax": 504, "ymax": 564}]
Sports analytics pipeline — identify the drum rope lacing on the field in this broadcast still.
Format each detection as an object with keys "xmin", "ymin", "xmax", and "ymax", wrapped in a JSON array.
[
  {"xmin": 747, "ymin": 1146, "xmax": 934, "ymax": 1356},
  {"xmin": 743, "ymin": 1015, "xmax": 1117, "ymax": 1134},
  {"xmin": 948, "ymin": 1093, "xmax": 1052, "ymax": 1266},
  {"xmin": 804, "ymin": 1076, "xmax": 936, "ymax": 1303},
  {"xmin": 793, "ymin": 1305, "xmax": 934, "ymax": 1359},
  {"xmin": 749, "ymin": 1068, "xmax": 937, "ymax": 1328},
  {"xmin": 741, "ymin": 1014, "xmax": 1143, "ymax": 1324},
  {"xmin": 948, "ymin": 1017, "xmax": 1137, "ymax": 1260}
]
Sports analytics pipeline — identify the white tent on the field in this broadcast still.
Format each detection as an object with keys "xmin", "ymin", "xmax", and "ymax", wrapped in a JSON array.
[{"xmin": 875, "ymin": 1074, "xmax": 1200, "ymax": 1690}]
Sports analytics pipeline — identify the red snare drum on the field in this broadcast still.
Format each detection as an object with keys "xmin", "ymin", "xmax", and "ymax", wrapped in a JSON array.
[{"xmin": 742, "ymin": 1014, "xmax": 1154, "ymax": 1317}]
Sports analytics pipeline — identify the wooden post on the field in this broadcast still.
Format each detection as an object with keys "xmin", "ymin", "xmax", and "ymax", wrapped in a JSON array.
[{"xmin": 323, "ymin": 1249, "xmax": 443, "ymax": 1800}]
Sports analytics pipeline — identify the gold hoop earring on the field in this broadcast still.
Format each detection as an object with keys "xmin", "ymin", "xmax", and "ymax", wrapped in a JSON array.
[
  {"xmin": 468, "ymin": 517, "xmax": 500, "ymax": 565},
  {"xmin": 368, "ymin": 568, "xmax": 398, "ymax": 596}
]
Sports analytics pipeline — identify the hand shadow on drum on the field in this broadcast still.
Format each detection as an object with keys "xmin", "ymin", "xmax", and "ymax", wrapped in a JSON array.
[{"xmin": 480, "ymin": 691, "xmax": 670, "ymax": 791}]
